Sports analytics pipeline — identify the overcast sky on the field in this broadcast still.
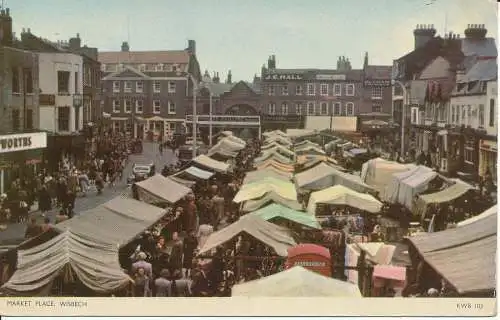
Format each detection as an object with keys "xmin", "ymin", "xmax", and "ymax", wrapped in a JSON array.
[{"xmin": 7, "ymin": 0, "xmax": 498, "ymax": 81}]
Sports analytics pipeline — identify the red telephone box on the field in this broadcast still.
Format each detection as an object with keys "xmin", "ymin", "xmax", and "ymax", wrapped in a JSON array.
[{"xmin": 286, "ymin": 243, "xmax": 332, "ymax": 277}]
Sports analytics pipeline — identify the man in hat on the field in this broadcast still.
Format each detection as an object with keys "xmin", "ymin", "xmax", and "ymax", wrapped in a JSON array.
[{"xmin": 131, "ymin": 252, "xmax": 153, "ymax": 278}]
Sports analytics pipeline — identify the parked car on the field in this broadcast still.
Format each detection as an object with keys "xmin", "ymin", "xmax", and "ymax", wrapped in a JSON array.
[{"xmin": 127, "ymin": 163, "xmax": 156, "ymax": 184}]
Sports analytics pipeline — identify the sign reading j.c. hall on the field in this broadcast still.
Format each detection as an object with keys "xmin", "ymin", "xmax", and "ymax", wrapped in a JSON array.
[
  {"xmin": 0, "ymin": 132, "xmax": 47, "ymax": 154},
  {"xmin": 264, "ymin": 74, "xmax": 303, "ymax": 81}
]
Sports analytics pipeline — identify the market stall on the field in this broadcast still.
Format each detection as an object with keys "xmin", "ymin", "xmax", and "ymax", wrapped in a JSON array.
[
  {"xmin": 256, "ymin": 160, "xmax": 295, "ymax": 172},
  {"xmin": 171, "ymin": 166, "xmax": 215, "ymax": 181},
  {"xmin": 192, "ymin": 154, "xmax": 231, "ymax": 173},
  {"xmin": 243, "ymin": 168, "xmax": 293, "ymax": 184},
  {"xmin": 231, "ymin": 266, "xmax": 362, "ymax": 297},
  {"xmin": 249, "ymin": 203, "xmax": 321, "ymax": 230},
  {"xmin": 307, "ymin": 185, "xmax": 383, "ymax": 216},
  {"xmin": 286, "ymin": 244, "xmax": 332, "ymax": 277},
  {"xmin": 295, "ymin": 146, "xmax": 326, "ymax": 156},
  {"xmin": 361, "ymin": 158, "xmax": 416, "ymax": 197},
  {"xmin": 242, "ymin": 192, "xmax": 304, "ymax": 212},
  {"xmin": 254, "ymin": 151, "xmax": 294, "ymax": 166},
  {"xmin": 133, "ymin": 174, "xmax": 192, "ymax": 205},
  {"xmin": 233, "ymin": 178, "xmax": 297, "ymax": 204}
]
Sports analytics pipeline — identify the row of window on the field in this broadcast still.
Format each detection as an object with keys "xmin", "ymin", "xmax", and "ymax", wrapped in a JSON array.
[
  {"xmin": 267, "ymin": 101, "xmax": 356, "ymax": 116},
  {"xmin": 449, "ymin": 100, "xmax": 495, "ymax": 127},
  {"xmin": 112, "ymin": 99, "xmax": 176, "ymax": 114},
  {"xmin": 103, "ymin": 63, "xmax": 186, "ymax": 73},
  {"xmin": 11, "ymin": 68, "xmax": 34, "ymax": 94},
  {"xmin": 112, "ymin": 80, "xmax": 176, "ymax": 94},
  {"xmin": 266, "ymin": 83, "xmax": 356, "ymax": 97},
  {"xmin": 10, "ymin": 109, "xmax": 34, "ymax": 131}
]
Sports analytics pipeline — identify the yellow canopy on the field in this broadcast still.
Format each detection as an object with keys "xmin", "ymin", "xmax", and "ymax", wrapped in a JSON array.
[
  {"xmin": 307, "ymin": 185, "xmax": 383, "ymax": 214},
  {"xmin": 234, "ymin": 177, "xmax": 297, "ymax": 203},
  {"xmin": 256, "ymin": 160, "xmax": 295, "ymax": 172}
]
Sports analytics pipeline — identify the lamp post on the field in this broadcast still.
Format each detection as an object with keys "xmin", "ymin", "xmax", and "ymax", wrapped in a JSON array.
[
  {"xmin": 73, "ymin": 93, "xmax": 83, "ymax": 132},
  {"xmin": 391, "ymin": 80, "xmax": 408, "ymax": 158},
  {"xmin": 188, "ymin": 74, "xmax": 198, "ymax": 158}
]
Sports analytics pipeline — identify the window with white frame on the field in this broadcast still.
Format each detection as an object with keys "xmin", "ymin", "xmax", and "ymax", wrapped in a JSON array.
[
  {"xmin": 281, "ymin": 85, "xmax": 289, "ymax": 96},
  {"xmin": 155, "ymin": 64, "xmax": 163, "ymax": 71},
  {"xmin": 307, "ymin": 83, "xmax": 315, "ymax": 96},
  {"xmin": 295, "ymin": 102, "xmax": 303, "ymax": 115},
  {"xmin": 113, "ymin": 81, "xmax": 120, "ymax": 93},
  {"xmin": 320, "ymin": 102, "xmax": 328, "ymax": 115},
  {"xmin": 346, "ymin": 102, "xmax": 354, "ymax": 116},
  {"xmin": 281, "ymin": 103, "xmax": 288, "ymax": 115},
  {"xmin": 168, "ymin": 101, "xmax": 176, "ymax": 114},
  {"xmin": 268, "ymin": 103, "xmax": 276, "ymax": 115},
  {"xmin": 334, "ymin": 84, "xmax": 341, "ymax": 96},
  {"xmin": 123, "ymin": 81, "xmax": 132, "ymax": 93},
  {"xmin": 153, "ymin": 100, "xmax": 161, "ymax": 114},
  {"xmin": 296, "ymin": 85, "xmax": 303, "ymax": 95},
  {"xmin": 135, "ymin": 100, "xmax": 143, "ymax": 113},
  {"xmin": 372, "ymin": 104, "xmax": 382, "ymax": 113},
  {"xmin": 346, "ymin": 84, "xmax": 355, "ymax": 96},
  {"xmin": 168, "ymin": 82, "xmax": 176, "ymax": 93},
  {"xmin": 153, "ymin": 81, "xmax": 161, "ymax": 93},
  {"xmin": 320, "ymin": 84, "xmax": 329, "ymax": 96},
  {"xmin": 307, "ymin": 102, "xmax": 315, "ymax": 115},
  {"xmin": 112, "ymin": 100, "xmax": 120, "ymax": 113},
  {"xmin": 464, "ymin": 139, "xmax": 474, "ymax": 164},
  {"xmin": 334, "ymin": 102, "xmax": 341, "ymax": 115},
  {"xmin": 268, "ymin": 85, "xmax": 275, "ymax": 96},
  {"xmin": 371, "ymin": 86, "xmax": 383, "ymax": 99},
  {"xmin": 479, "ymin": 104, "xmax": 485, "ymax": 127},
  {"xmin": 124, "ymin": 100, "xmax": 132, "ymax": 113},
  {"xmin": 136, "ymin": 81, "xmax": 143, "ymax": 93}
]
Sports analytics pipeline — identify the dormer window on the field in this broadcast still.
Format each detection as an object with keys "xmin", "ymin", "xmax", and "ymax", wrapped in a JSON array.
[
  {"xmin": 155, "ymin": 64, "xmax": 164, "ymax": 71},
  {"xmin": 172, "ymin": 64, "xmax": 178, "ymax": 72},
  {"xmin": 467, "ymin": 81, "xmax": 478, "ymax": 92},
  {"xmin": 165, "ymin": 64, "xmax": 173, "ymax": 72},
  {"xmin": 456, "ymin": 83, "xmax": 466, "ymax": 92},
  {"xmin": 139, "ymin": 64, "xmax": 146, "ymax": 72}
]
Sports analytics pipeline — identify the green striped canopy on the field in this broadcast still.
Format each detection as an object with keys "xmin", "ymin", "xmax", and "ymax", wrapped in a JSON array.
[{"xmin": 250, "ymin": 203, "xmax": 321, "ymax": 230}]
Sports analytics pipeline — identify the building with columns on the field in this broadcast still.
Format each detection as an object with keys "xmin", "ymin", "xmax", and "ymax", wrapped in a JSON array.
[{"xmin": 99, "ymin": 40, "xmax": 201, "ymax": 140}]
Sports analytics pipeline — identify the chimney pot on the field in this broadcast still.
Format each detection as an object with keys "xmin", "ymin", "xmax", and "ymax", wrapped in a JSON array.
[{"xmin": 5, "ymin": 8, "xmax": 9, "ymax": 15}]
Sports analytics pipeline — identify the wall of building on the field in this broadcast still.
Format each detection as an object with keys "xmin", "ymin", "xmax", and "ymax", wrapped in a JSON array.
[
  {"xmin": 485, "ymin": 81, "xmax": 497, "ymax": 136},
  {"xmin": 37, "ymin": 52, "xmax": 83, "ymax": 133}
]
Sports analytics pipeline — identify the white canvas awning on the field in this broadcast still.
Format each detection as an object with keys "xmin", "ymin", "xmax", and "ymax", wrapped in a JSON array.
[
  {"xmin": 135, "ymin": 174, "xmax": 192, "ymax": 204},
  {"xmin": 192, "ymin": 154, "xmax": 230, "ymax": 173},
  {"xmin": 234, "ymin": 178, "xmax": 297, "ymax": 203},
  {"xmin": 178, "ymin": 166, "xmax": 215, "ymax": 180},
  {"xmin": 243, "ymin": 168, "xmax": 293, "ymax": 184},
  {"xmin": 307, "ymin": 185, "xmax": 382, "ymax": 215}
]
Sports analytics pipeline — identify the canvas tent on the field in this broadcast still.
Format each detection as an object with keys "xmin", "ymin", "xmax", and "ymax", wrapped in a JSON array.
[
  {"xmin": 294, "ymin": 140, "xmax": 321, "ymax": 150},
  {"xmin": 307, "ymin": 185, "xmax": 383, "ymax": 215},
  {"xmin": 167, "ymin": 175, "xmax": 196, "ymax": 188},
  {"xmin": 198, "ymin": 215, "xmax": 296, "ymax": 257},
  {"xmin": 286, "ymin": 129, "xmax": 317, "ymax": 139},
  {"xmin": 295, "ymin": 146, "xmax": 326, "ymax": 156},
  {"xmin": 1, "ymin": 197, "xmax": 167, "ymax": 296},
  {"xmin": 256, "ymin": 160, "xmax": 295, "ymax": 172},
  {"xmin": 231, "ymin": 266, "xmax": 362, "ymax": 297},
  {"xmin": 384, "ymin": 166, "xmax": 438, "ymax": 210},
  {"xmin": 264, "ymin": 136, "xmax": 292, "ymax": 146},
  {"xmin": 224, "ymin": 134, "xmax": 246, "ymax": 146},
  {"xmin": 263, "ymin": 130, "xmax": 288, "ymax": 138},
  {"xmin": 361, "ymin": 158, "xmax": 415, "ymax": 197},
  {"xmin": 295, "ymin": 162, "xmax": 374, "ymax": 193},
  {"xmin": 243, "ymin": 168, "xmax": 293, "ymax": 184},
  {"xmin": 207, "ymin": 138, "xmax": 245, "ymax": 158},
  {"xmin": 242, "ymin": 193, "xmax": 304, "ymax": 212},
  {"xmin": 406, "ymin": 210, "xmax": 497, "ymax": 295},
  {"xmin": 233, "ymin": 178, "xmax": 297, "ymax": 203},
  {"xmin": 134, "ymin": 174, "xmax": 191, "ymax": 204},
  {"xmin": 414, "ymin": 179, "xmax": 474, "ymax": 217},
  {"xmin": 173, "ymin": 166, "xmax": 215, "ymax": 181},
  {"xmin": 254, "ymin": 150, "xmax": 294, "ymax": 165},
  {"xmin": 457, "ymin": 205, "xmax": 497, "ymax": 227},
  {"xmin": 192, "ymin": 154, "xmax": 230, "ymax": 173},
  {"xmin": 260, "ymin": 145, "xmax": 295, "ymax": 159},
  {"xmin": 249, "ymin": 203, "xmax": 321, "ymax": 229}
]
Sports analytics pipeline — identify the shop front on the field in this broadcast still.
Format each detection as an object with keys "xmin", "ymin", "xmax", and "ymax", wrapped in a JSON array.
[
  {"xmin": 479, "ymin": 139, "xmax": 497, "ymax": 182},
  {"xmin": 0, "ymin": 132, "xmax": 47, "ymax": 194}
]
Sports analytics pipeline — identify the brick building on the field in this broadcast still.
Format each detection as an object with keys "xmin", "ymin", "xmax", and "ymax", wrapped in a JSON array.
[{"xmin": 99, "ymin": 40, "xmax": 201, "ymax": 140}]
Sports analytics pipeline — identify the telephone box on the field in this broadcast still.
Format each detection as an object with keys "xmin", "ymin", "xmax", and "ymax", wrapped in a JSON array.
[{"xmin": 286, "ymin": 243, "xmax": 332, "ymax": 277}]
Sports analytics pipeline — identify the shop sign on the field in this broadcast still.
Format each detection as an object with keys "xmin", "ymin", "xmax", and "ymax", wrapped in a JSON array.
[
  {"xmin": 264, "ymin": 74, "xmax": 303, "ymax": 81},
  {"xmin": 293, "ymin": 261, "xmax": 327, "ymax": 267},
  {"xmin": 364, "ymin": 79, "xmax": 392, "ymax": 87},
  {"xmin": 316, "ymin": 74, "xmax": 346, "ymax": 81},
  {"xmin": 0, "ymin": 132, "xmax": 47, "ymax": 154},
  {"xmin": 39, "ymin": 94, "xmax": 56, "ymax": 106}
]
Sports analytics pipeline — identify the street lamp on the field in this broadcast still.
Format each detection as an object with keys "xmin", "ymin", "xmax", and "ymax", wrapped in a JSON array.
[
  {"xmin": 391, "ymin": 80, "xmax": 408, "ymax": 158},
  {"xmin": 73, "ymin": 93, "xmax": 83, "ymax": 132},
  {"xmin": 188, "ymin": 74, "xmax": 198, "ymax": 158}
]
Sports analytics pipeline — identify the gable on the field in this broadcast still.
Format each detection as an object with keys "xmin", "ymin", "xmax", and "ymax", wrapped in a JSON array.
[
  {"xmin": 418, "ymin": 56, "xmax": 451, "ymax": 80},
  {"xmin": 102, "ymin": 66, "xmax": 150, "ymax": 80},
  {"xmin": 224, "ymin": 81, "xmax": 257, "ymax": 98}
]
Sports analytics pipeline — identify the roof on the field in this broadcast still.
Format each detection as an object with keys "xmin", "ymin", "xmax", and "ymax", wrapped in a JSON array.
[
  {"xmin": 242, "ymin": 192, "xmax": 304, "ymax": 212},
  {"xmin": 307, "ymin": 185, "xmax": 383, "ymax": 215},
  {"xmin": 256, "ymin": 160, "xmax": 295, "ymax": 173},
  {"xmin": 415, "ymin": 180, "xmax": 474, "ymax": 217},
  {"xmin": 457, "ymin": 58, "xmax": 498, "ymax": 83},
  {"xmin": 98, "ymin": 50, "xmax": 190, "ymax": 64},
  {"xmin": 192, "ymin": 154, "xmax": 230, "ymax": 173},
  {"xmin": 461, "ymin": 37, "xmax": 497, "ymax": 58},
  {"xmin": 250, "ymin": 204, "xmax": 321, "ymax": 230},
  {"xmin": 203, "ymin": 82, "xmax": 234, "ymax": 96},
  {"xmin": 134, "ymin": 174, "xmax": 191, "ymax": 204},
  {"xmin": 234, "ymin": 178, "xmax": 297, "ymax": 203},
  {"xmin": 364, "ymin": 65, "xmax": 392, "ymax": 79},
  {"xmin": 180, "ymin": 166, "xmax": 215, "ymax": 180},
  {"xmin": 243, "ymin": 168, "xmax": 293, "ymax": 184},
  {"xmin": 198, "ymin": 215, "xmax": 296, "ymax": 257},
  {"xmin": 231, "ymin": 266, "xmax": 362, "ymax": 297},
  {"xmin": 457, "ymin": 205, "xmax": 497, "ymax": 227},
  {"xmin": 287, "ymin": 243, "xmax": 330, "ymax": 258}
]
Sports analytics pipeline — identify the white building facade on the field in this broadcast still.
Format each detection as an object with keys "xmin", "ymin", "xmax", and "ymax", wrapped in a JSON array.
[{"xmin": 37, "ymin": 52, "xmax": 84, "ymax": 133}]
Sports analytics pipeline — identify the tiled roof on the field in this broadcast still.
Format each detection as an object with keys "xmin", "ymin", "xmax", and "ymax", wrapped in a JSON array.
[
  {"xmin": 458, "ymin": 58, "xmax": 497, "ymax": 83},
  {"xmin": 203, "ymin": 82, "xmax": 234, "ymax": 96},
  {"xmin": 98, "ymin": 50, "xmax": 190, "ymax": 64},
  {"xmin": 364, "ymin": 65, "xmax": 392, "ymax": 79},
  {"xmin": 245, "ymin": 81, "xmax": 262, "ymax": 94},
  {"xmin": 461, "ymin": 38, "xmax": 497, "ymax": 58}
]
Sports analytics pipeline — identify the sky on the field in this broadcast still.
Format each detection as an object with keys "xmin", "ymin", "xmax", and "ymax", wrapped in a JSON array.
[{"xmin": 6, "ymin": 0, "xmax": 498, "ymax": 82}]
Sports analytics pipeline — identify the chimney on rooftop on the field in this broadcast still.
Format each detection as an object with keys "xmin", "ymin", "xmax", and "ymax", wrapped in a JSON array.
[
  {"xmin": 121, "ymin": 41, "xmax": 130, "ymax": 52},
  {"xmin": 0, "ymin": 7, "xmax": 13, "ymax": 46},
  {"xmin": 69, "ymin": 33, "xmax": 81, "ymax": 51},
  {"xmin": 413, "ymin": 24, "xmax": 436, "ymax": 50},
  {"xmin": 187, "ymin": 39, "xmax": 196, "ymax": 55},
  {"xmin": 464, "ymin": 24, "xmax": 487, "ymax": 40}
]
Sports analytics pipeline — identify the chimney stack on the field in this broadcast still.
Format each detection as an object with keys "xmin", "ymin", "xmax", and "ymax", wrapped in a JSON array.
[
  {"xmin": 69, "ymin": 33, "xmax": 81, "ymax": 50},
  {"xmin": 187, "ymin": 39, "xmax": 196, "ymax": 55},
  {"xmin": 121, "ymin": 41, "xmax": 130, "ymax": 52},
  {"xmin": 464, "ymin": 23, "xmax": 487, "ymax": 39},
  {"xmin": 413, "ymin": 23, "xmax": 436, "ymax": 49},
  {"xmin": 0, "ymin": 7, "xmax": 13, "ymax": 46}
]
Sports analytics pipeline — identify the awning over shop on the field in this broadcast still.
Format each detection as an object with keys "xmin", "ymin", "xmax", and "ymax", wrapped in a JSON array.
[
  {"xmin": 234, "ymin": 178, "xmax": 297, "ymax": 203},
  {"xmin": 243, "ymin": 168, "xmax": 293, "ymax": 184},
  {"xmin": 307, "ymin": 185, "xmax": 383, "ymax": 215},
  {"xmin": 361, "ymin": 158, "xmax": 416, "ymax": 197},
  {"xmin": 242, "ymin": 193, "xmax": 303, "ymax": 212},
  {"xmin": 249, "ymin": 203, "xmax": 321, "ymax": 229},
  {"xmin": 192, "ymin": 154, "xmax": 230, "ymax": 173},
  {"xmin": 1, "ymin": 197, "xmax": 167, "ymax": 296},
  {"xmin": 198, "ymin": 215, "xmax": 296, "ymax": 257},
  {"xmin": 295, "ymin": 162, "xmax": 374, "ymax": 193},
  {"xmin": 384, "ymin": 165, "xmax": 438, "ymax": 210},
  {"xmin": 135, "ymin": 174, "xmax": 192, "ymax": 204},
  {"xmin": 231, "ymin": 266, "xmax": 362, "ymax": 297},
  {"xmin": 415, "ymin": 179, "xmax": 474, "ymax": 217}
]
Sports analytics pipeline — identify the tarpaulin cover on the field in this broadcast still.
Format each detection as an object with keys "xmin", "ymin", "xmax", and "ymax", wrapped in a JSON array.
[
  {"xmin": 457, "ymin": 205, "xmax": 497, "ymax": 227},
  {"xmin": 224, "ymin": 134, "xmax": 246, "ymax": 146},
  {"xmin": 242, "ymin": 193, "xmax": 304, "ymax": 212},
  {"xmin": 263, "ymin": 130, "xmax": 288, "ymax": 138},
  {"xmin": 231, "ymin": 266, "xmax": 362, "ymax": 297},
  {"xmin": 198, "ymin": 215, "xmax": 296, "ymax": 257},
  {"xmin": 234, "ymin": 178, "xmax": 297, "ymax": 203},
  {"xmin": 1, "ymin": 197, "xmax": 167, "ymax": 295},
  {"xmin": 361, "ymin": 158, "xmax": 415, "ymax": 197},
  {"xmin": 243, "ymin": 168, "xmax": 293, "ymax": 184},
  {"xmin": 295, "ymin": 162, "xmax": 374, "ymax": 193},
  {"xmin": 414, "ymin": 179, "xmax": 474, "ymax": 217},
  {"xmin": 262, "ymin": 142, "xmax": 287, "ymax": 150},
  {"xmin": 295, "ymin": 146, "xmax": 326, "ymax": 156},
  {"xmin": 296, "ymin": 155, "xmax": 340, "ymax": 170},
  {"xmin": 345, "ymin": 148, "xmax": 368, "ymax": 157},
  {"xmin": 307, "ymin": 185, "xmax": 383, "ymax": 215},
  {"xmin": 260, "ymin": 145, "xmax": 295, "ymax": 159},
  {"xmin": 135, "ymin": 174, "xmax": 191, "ymax": 204},
  {"xmin": 167, "ymin": 175, "xmax": 196, "ymax": 188},
  {"xmin": 286, "ymin": 129, "xmax": 317, "ymax": 139},
  {"xmin": 264, "ymin": 136, "xmax": 292, "ymax": 146},
  {"xmin": 384, "ymin": 166, "xmax": 437, "ymax": 210},
  {"xmin": 294, "ymin": 140, "xmax": 321, "ymax": 150},
  {"xmin": 192, "ymin": 154, "xmax": 230, "ymax": 173},
  {"xmin": 254, "ymin": 150, "xmax": 294, "ymax": 165},
  {"xmin": 207, "ymin": 137, "xmax": 245, "ymax": 158},
  {"xmin": 249, "ymin": 203, "xmax": 321, "ymax": 229},
  {"xmin": 176, "ymin": 166, "xmax": 215, "ymax": 180},
  {"xmin": 256, "ymin": 160, "xmax": 295, "ymax": 172}
]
